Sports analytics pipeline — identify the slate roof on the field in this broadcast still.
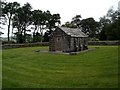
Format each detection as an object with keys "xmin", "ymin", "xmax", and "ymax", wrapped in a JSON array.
[{"xmin": 58, "ymin": 27, "xmax": 88, "ymax": 38}]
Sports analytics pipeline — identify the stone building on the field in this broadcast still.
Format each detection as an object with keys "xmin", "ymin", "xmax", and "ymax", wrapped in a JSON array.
[{"xmin": 49, "ymin": 27, "xmax": 88, "ymax": 52}]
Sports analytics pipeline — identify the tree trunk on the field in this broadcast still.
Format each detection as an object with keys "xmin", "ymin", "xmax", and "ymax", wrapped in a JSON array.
[
  {"xmin": 33, "ymin": 25, "xmax": 37, "ymax": 42},
  {"xmin": 24, "ymin": 28, "xmax": 26, "ymax": 43},
  {"xmin": 8, "ymin": 16, "xmax": 11, "ymax": 41},
  {"xmin": 40, "ymin": 25, "xmax": 43, "ymax": 43}
]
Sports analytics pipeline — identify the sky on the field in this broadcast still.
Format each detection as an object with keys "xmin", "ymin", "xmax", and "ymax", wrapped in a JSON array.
[{"xmin": 1, "ymin": 0, "xmax": 119, "ymax": 37}]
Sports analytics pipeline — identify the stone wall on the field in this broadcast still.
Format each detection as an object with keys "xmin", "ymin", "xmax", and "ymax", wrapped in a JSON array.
[
  {"xmin": 88, "ymin": 41, "xmax": 119, "ymax": 45},
  {"xmin": 49, "ymin": 28, "xmax": 70, "ymax": 52},
  {"xmin": 2, "ymin": 41, "xmax": 119, "ymax": 49},
  {"xmin": 2, "ymin": 42, "xmax": 49, "ymax": 49}
]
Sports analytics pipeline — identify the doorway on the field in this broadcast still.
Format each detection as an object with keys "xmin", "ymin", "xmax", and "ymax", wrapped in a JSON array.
[{"xmin": 55, "ymin": 36, "xmax": 62, "ymax": 51}]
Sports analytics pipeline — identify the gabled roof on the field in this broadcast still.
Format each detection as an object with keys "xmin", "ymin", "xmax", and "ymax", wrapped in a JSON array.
[{"xmin": 58, "ymin": 27, "xmax": 88, "ymax": 38}]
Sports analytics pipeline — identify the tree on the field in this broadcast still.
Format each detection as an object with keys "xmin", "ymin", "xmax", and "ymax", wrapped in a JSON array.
[
  {"xmin": 99, "ymin": 7, "xmax": 120, "ymax": 40},
  {"xmin": 46, "ymin": 12, "xmax": 61, "ymax": 31},
  {"xmin": 61, "ymin": 21, "xmax": 76, "ymax": 28},
  {"xmin": 62, "ymin": 15, "xmax": 81, "ymax": 28},
  {"xmin": 29, "ymin": 10, "xmax": 61, "ymax": 42},
  {"xmin": 12, "ymin": 3, "xmax": 32, "ymax": 43},
  {"xmin": 31, "ymin": 10, "xmax": 48, "ymax": 42},
  {"xmin": 106, "ymin": 16, "xmax": 120, "ymax": 40},
  {"xmin": 62, "ymin": 15, "xmax": 100, "ymax": 38},
  {"xmin": 106, "ymin": 6, "xmax": 118, "ymax": 23},
  {"xmin": 45, "ymin": 12, "xmax": 61, "ymax": 42},
  {"xmin": 43, "ymin": 30, "xmax": 53, "ymax": 42},
  {"xmin": 0, "ymin": 1, "xmax": 6, "ymax": 29},
  {"xmin": 71, "ymin": 15, "xmax": 81, "ymax": 28},
  {"xmin": 80, "ymin": 17, "xmax": 99, "ymax": 38},
  {"xmin": 2, "ymin": 1, "xmax": 20, "ymax": 41},
  {"xmin": 1, "ymin": 1, "xmax": 61, "ymax": 43},
  {"xmin": 31, "ymin": 10, "xmax": 43, "ymax": 42},
  {"xmin": 99, "ymin": 18, "xmax": 108, "ymax": 40},
  {"xmin": 32, "ymin": 10, "xmax": 42, "ymax": 33}
]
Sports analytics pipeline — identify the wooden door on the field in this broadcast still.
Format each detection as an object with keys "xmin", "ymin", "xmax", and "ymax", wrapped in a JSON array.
[{"xmin": 55, "ymin": 36, "xmax": 62, "ymax": 51}]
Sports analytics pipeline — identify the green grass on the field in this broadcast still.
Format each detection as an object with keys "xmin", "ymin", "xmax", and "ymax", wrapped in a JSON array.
[{"xmin": 2, "ymin": 46, "xmax": 118, "ymax": 88}]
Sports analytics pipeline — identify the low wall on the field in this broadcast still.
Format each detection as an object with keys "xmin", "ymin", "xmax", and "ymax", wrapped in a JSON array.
[
  {"xmin": 2, "ymin": 42, "xmax": 49, "ymax": 49},
  {"xmin": 88, "ymin": 41, "xmax": 119, "ymax": 45},
  {"xmin": 2, "ymin": 41, "xmax": 119, "ymax": 49}
]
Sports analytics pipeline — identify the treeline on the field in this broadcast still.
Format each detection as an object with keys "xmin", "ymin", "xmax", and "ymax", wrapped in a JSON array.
[
  {"xmin": 1, "ymin": 1, "xmax": 60, "ymax": 43},
  {"xmin": 62, "ymin": 7, "xmax": 120, "ymax": 40},
  {"xmin": 0, "ymin": 1, "xmax": 119, "ymax": 43}
]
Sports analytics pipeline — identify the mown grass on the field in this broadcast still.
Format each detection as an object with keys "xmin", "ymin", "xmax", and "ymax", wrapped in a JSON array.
[{"xmin": 2, "ymin": 46, "xmax": 118, "ymax": 88}]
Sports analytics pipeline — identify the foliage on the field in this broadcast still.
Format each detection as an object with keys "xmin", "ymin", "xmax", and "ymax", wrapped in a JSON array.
[
  {"xmin": 31, "ymin": 9, "xmax": 46, "ymax": 42},
  {"xmin": 2, "ymin": 46, "xmax": 118, "ymax": 88},
  {"xmin": 99, "ymin": 7, "xmax": 120, "ymax": 40},
  {"xmin": 1, "ymin": 1, "xmax": 20, "ymax": 41},
  {"xmin": 61, "ymin": 15, "xmax": 82, "ymax": 28},
  {"xmin": 12, "ymin": 3, "xmax": 32, "ymax": 43},
  {"xmin": 71, "ymin": 15, "xmax": 81, "ymax": 28},
  {"xmin": 61, "ymin": 21, "xmax": 77, "ymax": 28},
  {"xmin": 62, "ymin": 7, "xmax": 119, "ymax": 40},
  {"xmin": 31, "ymin": 10, "xmax": 61, "ymax": 42},
  {"xmin": 80, "ymin": 18, "xmax": 100, "ymax": 38},
  {"xmin": 43, "ymin": 30, "xmax": 53, "ymax": 42},
  {"xmin": 1, "ymin": 0, "xmax": 119, "ymax": 42},
  {"xmin": 1, "ymin": 1, "xmax": 61, "ymax": 43},
  {"xmin": 62, "ymin": 17, "xmax": 100, "ymax": 38}
]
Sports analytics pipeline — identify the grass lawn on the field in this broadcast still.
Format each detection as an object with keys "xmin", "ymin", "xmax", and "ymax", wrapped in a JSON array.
[{"xmin": 2, "ymin": 46, "xmax": 118, "ymax": 88}]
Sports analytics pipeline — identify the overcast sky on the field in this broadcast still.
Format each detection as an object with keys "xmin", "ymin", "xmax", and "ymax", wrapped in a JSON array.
[
  {"xmin": 6, "ymin": 0, "xmax": 119, "ymax": 23},
  {"xmin": 1, "ymin": 0, "xmax": 119, "ymax": 37}
]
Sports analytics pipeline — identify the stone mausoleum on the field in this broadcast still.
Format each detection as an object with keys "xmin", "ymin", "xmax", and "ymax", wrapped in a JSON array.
[{"xmin": 49, "ymin": 27, "xmax": 88, "ymax": 52}]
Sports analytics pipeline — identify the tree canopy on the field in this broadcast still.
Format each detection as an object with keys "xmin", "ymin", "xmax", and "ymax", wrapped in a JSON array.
[
  {"xmin": 1, "ymin": 1, "xmax": 61, "ymax": 43},
  {"xmin": 62, "ymin": 7, "xmax": 119, "ymax": 40},
  {"xmin": 1, "ymin": 0, "xmax": 119, "ymax": 43}
]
